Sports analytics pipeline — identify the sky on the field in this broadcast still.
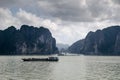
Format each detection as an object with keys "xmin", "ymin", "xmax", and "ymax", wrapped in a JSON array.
[{"xmin": 0, "ymin": 0, "xmax": 120, "ymax": 45}]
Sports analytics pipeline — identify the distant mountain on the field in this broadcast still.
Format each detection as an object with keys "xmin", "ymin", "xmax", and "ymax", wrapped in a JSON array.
[
  {"xmin": 68, "ymin": 39, "xmax": 84, "ymax": 54},
  {"xmin": 57, "ymin": 43, "xmax": 69, "ymax": 50},
  {"xmin": 0, "ymin": 25, "xmax": 58, "ymax": 55},
  {"xmin": 68, "ymin": 26, "xmax": 120, "ymax": 55},
  {"xmin": 56, "ymin": 43, "xmax": 69, "ymax": 53}
]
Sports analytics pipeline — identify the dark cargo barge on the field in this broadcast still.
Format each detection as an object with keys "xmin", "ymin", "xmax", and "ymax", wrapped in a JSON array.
[{"xmin": 22, "ymin": 57, "xmax": 59, "ymax": 62}]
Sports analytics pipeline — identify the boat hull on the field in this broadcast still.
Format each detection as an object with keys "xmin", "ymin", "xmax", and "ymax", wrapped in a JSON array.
[{"xmin": 22, "ymin": 58, "xmax": 59, "ymax": 62}]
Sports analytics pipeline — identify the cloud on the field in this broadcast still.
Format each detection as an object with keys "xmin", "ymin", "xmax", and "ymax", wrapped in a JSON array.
[
  {"xmin": 111, "ymin": 0, "xmax": 120, "ymax": 4},
  {"xmin": 16, "ymin": 9, "xmax": 42, "ymax": 26},
  {"xmin": 37, "ymin": 0, "xmax": 93, "ymax": 22},
  {"xmin": 1, "ymin": 0, "xmax": 120, "ymax": 22},
  {"xmin": 0, "ymin": 8, "xmax": 58, "ymax": 30},
  {"xmin": 87, "ymin": 0, "xmax": 111, "ymax": 19},
  {"xmin": 0, "ymin": 0, "xmax": 17, "ymax": 7},
  {"xmin": 37, "ymin": 0, "xmax": 120, "ymax": 22},
  {"xmin": 0, "ymin": 8, "xmax": 20, "ymax": 29}
]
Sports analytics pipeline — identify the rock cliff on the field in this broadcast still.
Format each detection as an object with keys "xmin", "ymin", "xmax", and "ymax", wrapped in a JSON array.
[
  {"xmin": 0, "ymin": 25, "xmax": 58, "ymax": 55},
  {"xmin": 69, "ymin": 26, "xmax": 120, "ymax": 55}
]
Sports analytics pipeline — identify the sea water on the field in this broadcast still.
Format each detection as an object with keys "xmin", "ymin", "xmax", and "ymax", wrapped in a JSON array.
[{"xmin": 0, "ymin": 55, "xmax": 120, "ymax": 80}]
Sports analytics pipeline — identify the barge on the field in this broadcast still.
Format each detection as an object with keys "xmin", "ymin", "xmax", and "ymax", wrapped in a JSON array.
[{"xmin": 22, "ymin": 57, "xmax": 59, "ymax": 62}]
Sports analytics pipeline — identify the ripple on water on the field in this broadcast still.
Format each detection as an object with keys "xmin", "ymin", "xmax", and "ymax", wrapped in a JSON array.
[{"xmin": 0, "ymin": 56, "xmax": 120, "ymax": 80}]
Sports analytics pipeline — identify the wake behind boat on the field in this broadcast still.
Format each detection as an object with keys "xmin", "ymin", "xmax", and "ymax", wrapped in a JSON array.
[{"xmin": 22, "ymin": 57, "xmax": 59, "ymax": 62}]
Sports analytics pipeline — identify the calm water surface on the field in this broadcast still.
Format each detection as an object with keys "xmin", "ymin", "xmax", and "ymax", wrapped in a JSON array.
[{"xmin": 0, "ymin": 56, "xmax": 120, "ymax": 80}]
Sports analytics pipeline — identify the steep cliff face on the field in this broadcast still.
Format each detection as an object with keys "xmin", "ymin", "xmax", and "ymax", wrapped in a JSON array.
[
  {"xmin": 69, "ymin": 26, "xmax": 120, "ymax": 55},
  {"xmin": 82, "ymin": 30, "xmax": 106, "ymax": 55},
  {"xmin": 0, "ymin": 25, "xmax": 58, "ymax": 55},
  {"xmin": 114, "ymin": 32, "xmax": 120, "ymax": 54}
]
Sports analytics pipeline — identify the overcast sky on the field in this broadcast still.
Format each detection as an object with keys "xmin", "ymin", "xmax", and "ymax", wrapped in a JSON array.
[{"xmin": 0, "ymin": 0, "xmax": 120, "ymax": 45}]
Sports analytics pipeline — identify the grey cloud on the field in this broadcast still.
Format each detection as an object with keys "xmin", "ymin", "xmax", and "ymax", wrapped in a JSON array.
[
  {"xmin": 38, "ymin": 0, "xmax": 94, "ymax": 22},
  {"xmin": 0, "ymin": 0, "xmax": 120, "ymax": 22},
  {"xmin": 0, "ymin": 0, "xmax": 38, "ymax": 13},
  {"xmin": 0, "ymin": 0, "xmax": 17, "ymax": 7},
  {"xmin": 87, "ymin": 0, "xmax": 107, "ymax": 17},
  {"xmin": 87, "ymin": 0, "xmax": 120, "ymax": 22},
  {"xmin": 37, "ymin": 0, "xmax": 120, "ymax": 22},
  {"xmin": 111, "ymin": 0, "xmax": 120, "ymax": 4}
]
